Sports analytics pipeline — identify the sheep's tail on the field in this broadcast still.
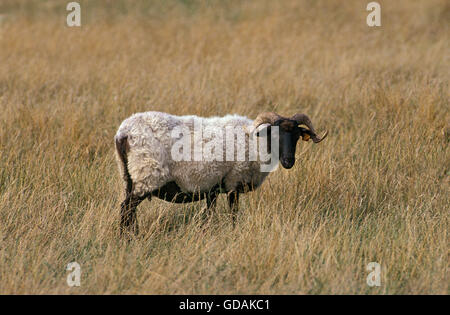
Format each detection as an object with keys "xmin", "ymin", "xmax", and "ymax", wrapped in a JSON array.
[{"xmin": 115, "ymin": 133, "xmax": 133, "ymax": 195}]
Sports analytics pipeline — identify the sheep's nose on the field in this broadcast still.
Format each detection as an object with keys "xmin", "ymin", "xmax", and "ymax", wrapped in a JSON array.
[{"xmin": 281, "ymin": 157, "xmax": 295, "ymax": 169}]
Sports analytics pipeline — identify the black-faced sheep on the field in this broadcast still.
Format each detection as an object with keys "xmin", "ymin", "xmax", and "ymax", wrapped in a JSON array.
[{"xmin": 115, "ymin": 111, "xmax": 327, "ymax": 235}]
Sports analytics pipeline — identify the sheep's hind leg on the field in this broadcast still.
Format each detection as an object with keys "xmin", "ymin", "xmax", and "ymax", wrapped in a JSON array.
[
  {"xmin": 227, "ymin": 191, "xmax": 240, "ymax": 227},
  {"xmin": 120, "ymin": 194, "xmax": 146, "ymax": 236}
]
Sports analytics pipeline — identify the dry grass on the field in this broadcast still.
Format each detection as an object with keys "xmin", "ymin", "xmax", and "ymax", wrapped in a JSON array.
[{"xmin": 0, "ymin": 0, "xmax": 448, "ymax": 294}]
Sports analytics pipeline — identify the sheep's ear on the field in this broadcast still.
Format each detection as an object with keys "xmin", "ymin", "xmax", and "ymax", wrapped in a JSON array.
[{"xmin": 254, "ymin": 123, "xmax": 271, "ymax": 137}]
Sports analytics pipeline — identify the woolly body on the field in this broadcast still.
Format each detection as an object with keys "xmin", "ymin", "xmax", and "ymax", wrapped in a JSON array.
[{"xmin": 115, "ymin": 111, "xmax": 270, "ymax": 198}]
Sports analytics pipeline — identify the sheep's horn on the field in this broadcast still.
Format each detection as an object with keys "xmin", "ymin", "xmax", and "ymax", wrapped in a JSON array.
[
  {"xmin": 313, "ymin": 130, "xmax": 328, "ymax": 143},
  {"xmin": 252, "ymin": 112, "xmax": 283, "ymax": 129},
  {"xmin": 291, "ymin": 113, "xmax": 327, "ymax": 143}
]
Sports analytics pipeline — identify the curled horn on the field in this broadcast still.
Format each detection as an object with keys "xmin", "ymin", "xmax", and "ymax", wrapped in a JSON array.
[
  {"xmin": 291, "ymin": 113, "xmax": 328, "ymax": 143},
  {"xmin": 252, "ymin": 112, "xmax": 283, "ymax": 130}
]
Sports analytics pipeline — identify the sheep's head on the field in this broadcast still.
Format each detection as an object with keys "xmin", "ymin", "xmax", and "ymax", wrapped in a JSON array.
[{"xmin": 250, "ymin": 112, "xmax": 328, "ymax": 169}]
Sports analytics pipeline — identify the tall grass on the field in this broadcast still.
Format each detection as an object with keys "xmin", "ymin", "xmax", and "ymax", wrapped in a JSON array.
[{"xmin": 0, "ymin": 0, "xmax": 448, "ymax": 294}]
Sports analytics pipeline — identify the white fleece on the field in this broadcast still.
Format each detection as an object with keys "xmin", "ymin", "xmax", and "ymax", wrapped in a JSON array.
[{"xmin": 115, "ymin": 111, "xmax": 270, "ymax": 197}]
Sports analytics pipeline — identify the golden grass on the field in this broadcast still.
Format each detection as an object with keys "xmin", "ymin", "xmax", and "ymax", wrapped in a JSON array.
[{"xmin": 0, "ymin": 0, "xmax": 448, "ymax": 294}]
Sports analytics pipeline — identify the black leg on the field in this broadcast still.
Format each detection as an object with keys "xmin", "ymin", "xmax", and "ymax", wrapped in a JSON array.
[
  {"xmin": 206, "ymin": 191, "xmax": 217, "ymax": 210},
  {"xmin": 202, "ymin": 191, "xmax": 217, "ymax": 223},
  {"xmin": 227, "ymin": 191, "xmax": 239, "ymax": 226},
  {"xmin": 120, "ymin": 194, "xmax": 145, "ymax": 236}
]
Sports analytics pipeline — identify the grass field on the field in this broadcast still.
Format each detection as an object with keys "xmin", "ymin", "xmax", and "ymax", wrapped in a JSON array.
[{"xmin": 0, "ymin": 0, "xmax": 448, "ymax": 294}]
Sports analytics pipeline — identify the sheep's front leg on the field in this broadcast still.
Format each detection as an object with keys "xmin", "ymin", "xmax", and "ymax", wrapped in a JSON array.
[
  {"xmin": 203, "ymin": 191, "xmax": 218, "ymax": 223},
  {"xmin": 120, "ymin": 194, "xmax": 145, "ymax": 236},
  {"xmin": 227, "ymin": 191, "xmax": 240, "ymax": 226}
]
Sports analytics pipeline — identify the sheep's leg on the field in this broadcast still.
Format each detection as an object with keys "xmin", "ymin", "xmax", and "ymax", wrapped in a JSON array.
[
  {"xmin": 203, "ymin": 191, "xmax": 217, "ymax": 223},
  {"xmin": 227, "ymin": 191, "xmax": 240, "ymax": 226},
  {"xmin": 206, "ymin": 192, "xmax": 217, "ymax": 210},
  {"xmin": 120, "ymin": 194, "xmax": 145, "ymax": 236}
]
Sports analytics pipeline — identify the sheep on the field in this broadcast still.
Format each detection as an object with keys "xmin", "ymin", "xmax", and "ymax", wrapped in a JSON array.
[{"xmin": 115, "ymin": 111, "xmax": 327, "ymax": 235}]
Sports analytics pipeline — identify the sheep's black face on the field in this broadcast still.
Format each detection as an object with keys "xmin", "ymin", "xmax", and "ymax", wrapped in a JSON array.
[
  {"xmin": 255, "ymin": 119, "xmax": 314, "ymax": 169},
  {"xmin": 276, "ymin": 120, "xmax": 301, "ymax": 169},
  {"xmin": 259, "ymin": 120, "xmax": 312, "ymax": 169}
]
